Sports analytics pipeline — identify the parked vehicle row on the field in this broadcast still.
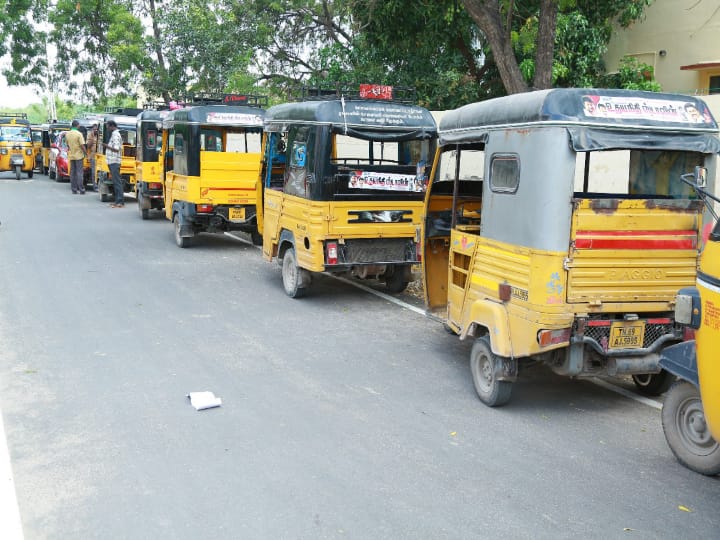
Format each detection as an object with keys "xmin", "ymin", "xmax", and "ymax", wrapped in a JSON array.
[{"xmin": 23, "ymin": 87, "xmax": 720, "ymax": 475}]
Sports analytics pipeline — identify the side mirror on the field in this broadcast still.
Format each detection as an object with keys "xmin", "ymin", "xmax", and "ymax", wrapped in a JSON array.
[{"xmin": 695, "ymin": 166, "xmax": 708, "ymax": 188}]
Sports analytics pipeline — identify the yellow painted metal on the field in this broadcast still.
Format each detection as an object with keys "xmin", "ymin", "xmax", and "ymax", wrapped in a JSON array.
[
  {"xmin": 567, "ymin": 198, "xmax": 702, "ymax": 304},
  {"xmin": 262, "ymin": 192, "xmax": 423, "ymax": 274},
  {"xmin": 697, "ymin": 238, "xmax": 720, "ymax": 439},
  {"xmin": 164, "ymin": 151, "xmax": 262, "ymax": 221}
]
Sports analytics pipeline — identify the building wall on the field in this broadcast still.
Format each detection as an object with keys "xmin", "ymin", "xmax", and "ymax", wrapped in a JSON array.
[{"xmin": 605, "ymin": 0, "xmax": 720, "ymax": 95}]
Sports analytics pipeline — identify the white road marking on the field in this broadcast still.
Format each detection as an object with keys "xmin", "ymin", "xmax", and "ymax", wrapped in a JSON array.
[
  {"xmin": 0, "ymin": 412, "xmax": 24, "ymax": 539},
  {"xmin": 590, "ymin": 378, "xmax": 663, "ymax": 410}
]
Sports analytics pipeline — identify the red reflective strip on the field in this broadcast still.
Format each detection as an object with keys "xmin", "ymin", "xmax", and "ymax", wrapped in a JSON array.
[
  {"xmin": 587, "ymin": 320, "xmax": 612, "ymax": 327},
  {"xmin": 204, "ymin": 188, "xmax": 255, "ymax": 191},
  {"xmin": 646, "ymin": 318, "xmax": 672, "ymax": 324},
  {"xmin": 575, "ymin": 230, "xmax": 697, "ymax": 250}
]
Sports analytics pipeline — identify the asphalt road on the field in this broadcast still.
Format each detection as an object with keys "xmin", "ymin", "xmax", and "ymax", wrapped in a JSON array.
[{"xmin": 0, "ymin": 172, "xmax": 718, "ymax": 539}]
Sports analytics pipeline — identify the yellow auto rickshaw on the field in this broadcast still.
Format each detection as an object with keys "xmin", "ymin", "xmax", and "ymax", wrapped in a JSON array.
[
  {"xmin": 659, "ymin": 166, "xmax": 720, "ymax": 475},
  {"xmin": 95, "ymin": 108, "xmax": 142, "ymax": 202},
  {"xmin": 136, "ymin": 108, "xmax": 169, "ymax": 219},
  {"xmin": 31, "ymin": 124, "xmax": 45, "ymax": 172},
  {"xmin": 0, "ymin": 113, "xmax": 35, "ymax": 179},
  {"xmin": 423, "ymin": 89, "xmax": 720, "ymax": 407},
  {"xmin": 163, "ymin": 94, "xmax": 267, "ymax": 247},
  {"xmin": 260, "ymin": 85, "xmax": 437, "ymax": 297}
]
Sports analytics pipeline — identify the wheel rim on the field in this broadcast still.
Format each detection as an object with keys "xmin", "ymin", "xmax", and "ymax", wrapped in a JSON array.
[
  {"xmin": 676, "ymin": 396, "xmax": 718, "ymax": 456},
  {"xmin": 282, "ymin": 253, "xmax": 298, "ymax": 292},
  {"xmin": 174, "ymin": 217, "xmax": 182, "ymax": 243},
  {"xmin": 473, "ymin": 352, "xmax": 494, "ymax": 394}
]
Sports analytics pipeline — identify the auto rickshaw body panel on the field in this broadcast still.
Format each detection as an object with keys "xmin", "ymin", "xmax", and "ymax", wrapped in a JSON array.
[
  {"xmin": 260, "ymin": 88, "xmax": 436, "ymax": 295},
  {"xmin": 697, "ymin": 231, "xmax": 720, "ymax": 437},
  {"xmin": 422, "ymin": 88, "xmax": 720, "ymax": 405}
]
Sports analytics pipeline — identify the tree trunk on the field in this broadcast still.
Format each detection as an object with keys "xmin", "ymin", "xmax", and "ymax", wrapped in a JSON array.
[
  {"xmin": 533, "ymin": 0, "xmax": 559, "ymax": 89},
  {"xmin": 462, "ymin": 0, "xmax": 528, "ymax": 95}
]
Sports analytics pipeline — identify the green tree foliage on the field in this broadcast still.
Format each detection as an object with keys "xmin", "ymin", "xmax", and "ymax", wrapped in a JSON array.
[{"xmin": 0, "ymin": 0, "xmax": 656, "ymax": 111}]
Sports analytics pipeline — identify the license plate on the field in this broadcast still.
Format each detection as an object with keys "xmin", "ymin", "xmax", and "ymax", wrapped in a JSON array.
[
  {"xmin": 609, "ymin": 321, "xmax": 645, "ymax": 349},
  {"xmin": 229, "ymin": 207, "xmax": 245, "ymax": 222}
]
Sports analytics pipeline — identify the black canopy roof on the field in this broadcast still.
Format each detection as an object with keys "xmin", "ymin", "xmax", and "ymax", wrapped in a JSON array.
[
  {"xmin": 440, "ymin": 88, "xmax": 720, "ymax": 153},
  {"xmin": 163, "ymin": 105, "xmax": 265, "ymax": 128},
  {"xmin": 264, "ymin": 99, "xmax": 437, "ymax": 141}
]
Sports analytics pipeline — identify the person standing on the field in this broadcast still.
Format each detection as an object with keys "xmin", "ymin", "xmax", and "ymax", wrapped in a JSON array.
[
  {"xmin": 103, "ymin": 120, "xmax": 124, "ymax": 208},
  {"xmin": 65, "ymin": 120, "xmax": 87, "ymax": 194},
  {"xmin": 85, "ymin": 123, "xmax": 99, "ymax": 190}
]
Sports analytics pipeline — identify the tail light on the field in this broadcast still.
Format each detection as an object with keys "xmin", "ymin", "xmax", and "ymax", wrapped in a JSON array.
[
  {"xmin": 148, "ymin": 182, "xmax": 163, "ymax": 190},
  {"xmin": 415, "ymin": 242, "xmax": 422, "ymax": 262},
  {"xmin": 683, "ymin": 327, "xmax": 696, "ymax": 341},
  {"xmin": 196, "ymin": 204, "xmax": 214, "ymax": 213},
  {"xmin": 538, "ymin": 328, "xmax": 572, "ymax": 347},
  {"xmin": 326, "ymin": 242, "xmax": 338, "ymax": 265}
]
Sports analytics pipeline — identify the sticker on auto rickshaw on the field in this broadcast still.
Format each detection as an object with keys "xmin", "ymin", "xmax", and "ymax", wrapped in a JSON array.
[
  {"xmin": 581, "ymin": 94, "xmax": 714, "ymax": 125},
  {"xmin": 349, "ymin": 170, "xmax": 425, "ymax": 192},
  {"xmin": 206, "ymin": 112, "xmax": 262, "ymax": 126}
]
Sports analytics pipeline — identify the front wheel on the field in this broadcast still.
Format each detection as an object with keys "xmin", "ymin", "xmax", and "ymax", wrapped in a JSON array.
[
  {"xmin": 282, "ymin": 247, "xmax": 311, "ymax": 298},
  {"xmin": 15, "ymin": 165, "xmax": 21, "ymax": 180},
  {"xmin": 470, "ymin": 337, "xmax": 512, "ymax": 407},
  {"xmin": 174, "ymin": 214, "xmax": 192, "ymax": 248},
  {"xmin": 662, "ymin": 380, "xmax": 720, "ymax": 476},
  {"xmin": 632, "ymin": 370, "xmax": 675, "ymax": 396}
]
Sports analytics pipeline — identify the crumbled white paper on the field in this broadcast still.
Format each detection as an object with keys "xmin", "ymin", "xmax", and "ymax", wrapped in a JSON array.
[{"xmin": 187, "ymin": 391, "xmax": 222, "ymax": 411}]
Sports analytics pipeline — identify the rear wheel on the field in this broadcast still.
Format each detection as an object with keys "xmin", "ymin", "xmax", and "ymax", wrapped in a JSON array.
[
  {"xmin": 632, "ymin": 370, "xmax": 675, "ymax": 396},
  {"xmin": 282, "ymin": 247, "xmax": 311, "ymax": 298},
  {"xmin": 14, "ymin": 166, "xmax": 21, "ymax": 180},
  {"xmin": 470, "ymin": 337, "xmax": 512, "ymax": 407},
  {"xmin": 28, "ymin": 169, "xmax": 33, "ymax": 179},
  {"xmin": 49, "ymin": 166, "xmax": 56, "ymax": 180},
  {"xmin": 100, "ymin": 193, "xmax": 110, "ymax": 202},
  {"xmin": 662, "ymin": 380, "xmax": 720, "ymax": 476},
  {"xmin": 384, "ymin": 265, "xmax": 409, "ymax": 294},
  {"xmin": 174, "ymin": 214, "xmax": 192, "ymax": 248},
  {"xmin": 140, "ymin": 208, "xmax": 149, "ymax": 220}
]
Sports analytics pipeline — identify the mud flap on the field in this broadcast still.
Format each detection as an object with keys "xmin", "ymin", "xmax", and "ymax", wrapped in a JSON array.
[
  {"xmin": 659, "ymin": 340, "xmax": 698, "ymax": 386},
  {"xmin": 175, "ymin": 204, "xmax": 195, "ymax": 237},
  {"xmin": 497, "ymin": 356, "xmax": 518, "ymax": 382}
]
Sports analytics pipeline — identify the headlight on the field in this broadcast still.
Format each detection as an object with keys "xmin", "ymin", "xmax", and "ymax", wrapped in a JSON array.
[{"xmin": 25, "ymin": 148, "xmax": 32, "ymax": 155}]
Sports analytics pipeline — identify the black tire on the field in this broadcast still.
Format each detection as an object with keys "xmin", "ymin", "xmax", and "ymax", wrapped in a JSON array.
[
  {"xmin": 43, "ymin": 166, "xmax": 48, "ymax": 175},
  {"xmin": 632, "ymin": 370, "xmax": 675, "ymax": 396},
  {"xmin": 49, "ymin": 167, "xmax": 56, "ymax": 180},
  {"xmin": 282, "ymin": 247, "xmax": 311, "ymax": 298},
  {"xmin": 250, "ymin": 229, "xmax": 263, "ymax": 246},
  {"xmin": 174, "ymin": 214, "xmax": 192, "ymax": 248},
  {"xmin": 15, "ymin": 166, "xmax": 21, "ymax": 180},
  {"xmin": 140, "ymin": 208, "xmax": 150, "ymax": 220},
  {"xmin": 662, "ymin": 380, "xmax": 720, "ymax": 476},
  {"xmin": 384, "ymin": 266, "xmax": 409, "ymax": 294},
  {"xmin": 28, "ymin": 169, "xmax": 33, "ymax": 179},
  {"xmin": 100, "ymin": 193, "xmax": 110, "ymax": 202},
  {"xmin": 470, "ymin": 336, "xmax": 513, "ymax": 407}
]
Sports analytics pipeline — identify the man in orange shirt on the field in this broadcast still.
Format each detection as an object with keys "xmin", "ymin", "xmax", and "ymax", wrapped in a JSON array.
[{"xmin": 65, "ymin": 120, "xmax": 87, "ymax": 194}]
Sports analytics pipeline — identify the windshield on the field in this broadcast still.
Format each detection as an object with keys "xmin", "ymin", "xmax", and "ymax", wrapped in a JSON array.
[
  {"xmin": 333, "ymin": 134, "xmax": 435, "ymax": 193},
  {"xmin": 0, "ymin": 126, "xmax": 31, "ymax": 142}
]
